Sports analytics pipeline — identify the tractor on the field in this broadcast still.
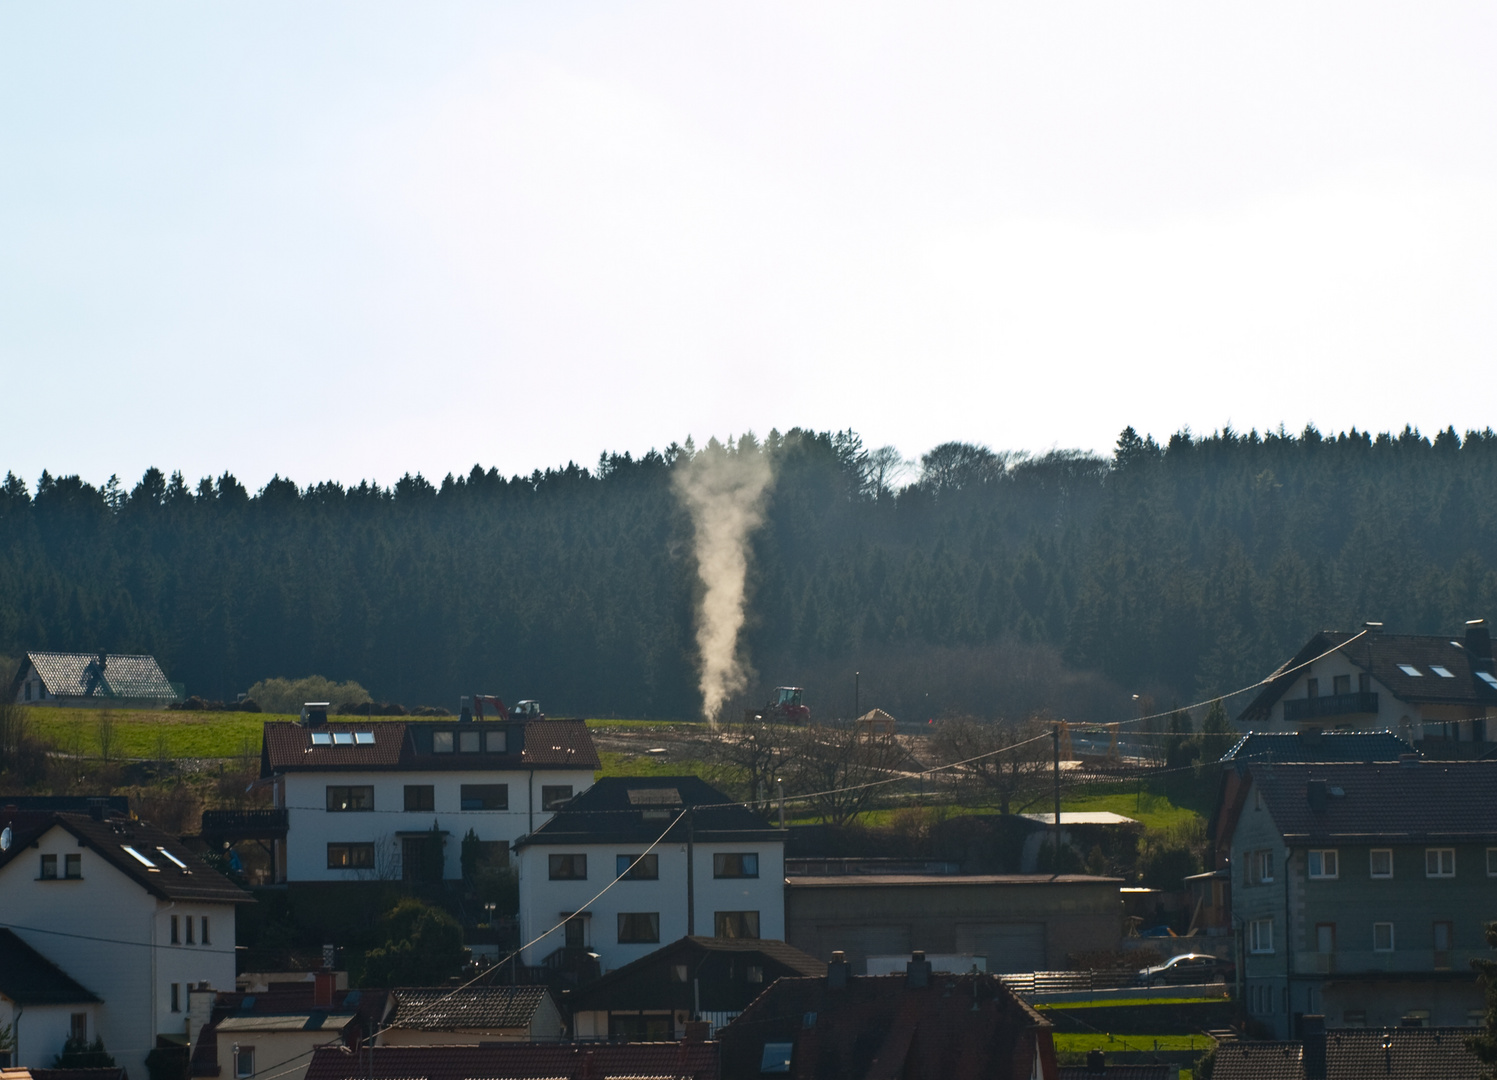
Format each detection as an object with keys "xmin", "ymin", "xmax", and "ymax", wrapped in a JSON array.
[
  {"xmin": 462, "ymin": 695, "xmax": 545, "ymax": 722},
  {"xmin": 744, "ymin": 686, "xmax": 810, "ymax": 724}
]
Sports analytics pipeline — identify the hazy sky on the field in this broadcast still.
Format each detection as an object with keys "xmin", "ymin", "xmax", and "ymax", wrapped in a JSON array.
[{"xmin": 3, "ymin": 4, "xmax": 1495, "ymax": 492}]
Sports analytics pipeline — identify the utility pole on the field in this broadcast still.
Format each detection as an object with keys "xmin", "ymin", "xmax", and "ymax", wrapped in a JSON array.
[
  {"xmin": 685, "ymin": 807, "xmax": 695, "ymax": 936},
  {"xmin": 1052, "ymin": 724, "xmax": 1062, "ymax": 872}
]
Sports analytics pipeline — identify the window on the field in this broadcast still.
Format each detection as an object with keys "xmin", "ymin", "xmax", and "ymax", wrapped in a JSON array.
[
  {"xmin": 1307, "ymin": 850, "xmax": 1338, "ymax": 879},
  {"xmin": 761, "ymin": 1041, "xmax": 793, "ymax": 1074},
  {"xmin": 617, "ymin": 912, "xmax": 660, "ymax": 943},
  {"xmin": 185, "ymin": 916, "xmax": 195, "ymax": 944},
  {"xmin": 1246, "ymin": 849, "xmax": 1274, "ymax": 885},
  {"xmin": 1333, "ymin": 674, "xmax": 1350, "ymax": 695},
  {"xmin": 671, "ymin": 963, "xmax": 689, "ymax": 983},
  {"xmin": 432, "ymin": 730, "xmax": 454, "ymax": 753},
  {"xmin": 1250, "ymin": 918, "xmax": 1274, "ymax": 954},
  {"xmin": 460, "ymin": 784, "xmax": 508, "ymax": 810},
  {"xmin": 326, "ymin": 785, "xmax": 373, "ymax": 812},
  {"xmin": 64, "ymin": 853, "xmax": 81, "ymax": 878},
  {"xmin": 715, "ymin": 911, "xmax": 760, "ymax": 939},
  {"xmin": 1426, "ymin": 848, "xmax": 1455, "ymax": 877},
  {"xmin": 354, "ymin": 731, "xmax": 375, "ymax": 745},
  {"xmin": 234, "ymin": 1046, "xmax": 255, "ymax": 1079},
  {"xmin": 1373, "ymin": 922, "xmax": 1395, "ymax": 952},
  {"xmin": 485, "ymin": 729, "xmax": 507, "ymax": 753},
  {"xmin": 459, "ymin": 730, "xmax": 481, "ymax": 753},
  {"xmin": 327, "ymin": 843, "xmax": 375, "ymax": 870},
  {"xmin": 201, "ymin": 916, "xmax": 211, "ymax": 945},
  {"xmin": 714, "ymin": 852, "xmax": 760, "ymax": 878},
  {"xmin": 171, "ymin": 915, "xmax": 180, "ymax": 943},
  {"xmin": 617, "ymin": 853, "xmax": 660, "ymax": 880},
  {"xmin": 564, "ymin": 917, "xmax": 585, "ymax": 949},
  {"xmin": 1397, "ymin": 664, "xmax": 1423, "ymax": 677},
  {"xmin": 70, "ymin": 1013, "xmax": 86, "ymax": 1041},
  {"xmin": 1370, "ymin": 849, "xmax": 1393, "ymax": 878},
  {"xmin": 39, "ymin": 854, "xmax": 57, "ymax": 880},
  {"xmin": 404, "ymin": 785, "xmax": 435, "ymax": 812},
  {"xmin": 541, "ymin": 785, "xmax": 573, "ymax": 811},
  {"xmin": 171, "ymin": 983, "xmax": 181, "ymax": 1012},
  {"xmin": 549, "ymin": 853, "xmax": 587, "ymax": 880},
  {"xmin": 1431, "ymin": 665, "xmax": 1456, "ymax": 678},
  {"xmin": 747, "ymin": 964, "xmax": 764, "ymax": 983}
]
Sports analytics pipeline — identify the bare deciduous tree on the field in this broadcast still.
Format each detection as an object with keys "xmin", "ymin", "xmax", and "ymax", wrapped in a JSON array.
[
  {"xmin": 930, "ymin": 715, "xmax": 1051, "ymax": 815},
  {"xmin": 785, "ymin": 719, "xmax": 908, "ymax": 826},
  {"xmin": 707, "ymin": 719, "xmax": 792, "ymax": 813}
]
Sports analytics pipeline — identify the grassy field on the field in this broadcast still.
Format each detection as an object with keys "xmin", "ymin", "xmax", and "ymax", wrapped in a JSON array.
[
  {"xmin": 1060, "ymin": 787, "xmax": 1204, "ymax": 832},
  {"xmin": 595, "ymin": 750, "xmax": 715, "ymax": 779},
  {"xmin": 25, "ymin": 707, "xmax": 281, "ymax": 760},
  {"xmin": 1053, "ymin": 1032, "xmax": 1212, "ymax": 1054}
]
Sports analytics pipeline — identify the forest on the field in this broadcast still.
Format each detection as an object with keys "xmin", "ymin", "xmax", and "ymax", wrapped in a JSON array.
[{"xmin": 4, "ymin": 423, "xmax": 1497, "ymax": 724}]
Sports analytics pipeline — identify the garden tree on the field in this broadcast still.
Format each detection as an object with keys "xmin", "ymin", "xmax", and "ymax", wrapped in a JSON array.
[
  {"xmin": 784, "ymin": 720, "xmax": 908, "ymax": 827},
  {"xmin": 361, "ymin": 898, "xmax": 466, "ymax": 986},
  {"xmin": 1468, "ymin": 920, "xmax": 1497, "ymax": 1078},
  {"xmin": 706, "ymin": 718, "xmax": 793, "ymax": 812},
  {"xmin": 1165, "ymin": 709, "xmax": 1199, "ymax": 771},
  {"xmin": 930, "ymin": 715, "xmax": 1051, "ymax": 816},
  {"xmin": 54, "ymin": 1036, "xmax": 116, "ymax": 1068},
  {"xmin": 1199, "ymin": 699, "xmax": 1238, "ymax": 762}
]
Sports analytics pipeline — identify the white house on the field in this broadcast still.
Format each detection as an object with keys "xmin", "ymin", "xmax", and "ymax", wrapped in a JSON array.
[
  {"xmin": 515, "ymin": 776, "xmax": 786, "ymax": 973},
  {"xmin": 259, "ymin": 717, "xmax": 599, "ymax": 884},
  {"xmin": 0, "ymin": 928, "xmax": 102, "ymax": 1069},
  {"xmin": 0, "ymin": 809, "xmax": 252, "ymax": 1079},
  {"xmin": 8, "ymin": 651, "xmax": 181, "ymax": 708},
  {"xmin": 1236, "ymin": 619, "xmax": 1497, "ymax": 751}
]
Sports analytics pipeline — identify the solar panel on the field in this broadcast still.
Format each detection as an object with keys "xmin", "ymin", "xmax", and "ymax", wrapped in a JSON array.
[
  {"xmin": 1430, "ymin": 665, "xmax": 1455, "ymax": 678},
  {"xmin": 310, "ymin": 732, "xmax": 333, "ymax": 746},
  {"xmin": 1397, "ymin": 664, "xmax": 1422, "ymax": 677}
]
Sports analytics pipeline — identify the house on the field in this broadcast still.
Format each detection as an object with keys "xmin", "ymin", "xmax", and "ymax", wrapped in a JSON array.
[
  {"xmin": 256, "ymin": 713, "xmax": 599, "ymax": 884},
  {"xmin": 567, "ymin": 935, "xmax": 827, "ymax": 1040},
  {"xmin": 1217, "ymin": 759, "xmax": 1497, "ymax": 1037},
  {"xmin": 784, "ymin": 873, "xmax": 1123, "ymax": 974},
  {"xmin": 10, "ymin": 651, "xmax": 180, "ymax": 708},
  {"xmin": 382, "ymin": 986, "xmax": 563, "ymax": 1043},
  {"xmin": 0, "ymin": 930, "xmax": 102, "ymax": 1071},
  {"xmin": 514, "ymin": 777, "xmax": 785, "ymax": 973},
  {"xmin": 0, "ymin": 809, "xmax": 253, "ymax": 1080},
  {"xmin": 0, "ymin": 1069, "xmax": 129, "ymax": 1080},
  {"xmin": 1057, "ymin": 1054, "xmax": 1169, "ymax": 1080},
  {"xmin": 303, "ymin": 1041, "xmax": 719, "ymax": 1080},
  {"xmin": 1235, "ymin": 620, "xmax": 1497, "ymax": 753},
  {"xmin": 187, "ymin": 980, "xmax": 391, "ymax": 1080},
  {"xmin": 1207, "ymin": 1015, "xmax": 1483, "ymax": 1079},
  {"xmin": 717, "ymin": 952, "xmax": 1058, "ymax": 1080}
]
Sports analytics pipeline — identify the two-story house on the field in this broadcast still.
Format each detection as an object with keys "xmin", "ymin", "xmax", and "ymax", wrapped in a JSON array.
[
  {"xmin": 1219, "ymin": 759, "xmax": 1497, "ymax": 1037},
  {"xmin": 258, "ymin": 715, "xmax": 598, "ymax": 884},
  {"xmin": 0, "ymin": 809, "xmax": 252, "ymax": 1079},
  {"xmin": 514, "ymin": 777, "xmax": 785, "ymax": 973},
  {"xmin": 1236, "ymin": 619, "xmax": 1497, "ymax": 753}
]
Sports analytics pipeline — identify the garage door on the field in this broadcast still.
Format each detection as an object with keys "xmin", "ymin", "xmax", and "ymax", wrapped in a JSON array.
[
  {"xmin": 955, "ymin": 923, "xmax": 1047, "ymax": 973},
  {"xmin": 821, "ymin": 925, "xmax": 912, "ymax": 973}
]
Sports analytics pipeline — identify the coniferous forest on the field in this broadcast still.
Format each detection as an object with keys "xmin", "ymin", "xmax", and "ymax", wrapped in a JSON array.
[{"xmin": 4, "ymin": 424, "xmax": 1497, "ymax": 722}]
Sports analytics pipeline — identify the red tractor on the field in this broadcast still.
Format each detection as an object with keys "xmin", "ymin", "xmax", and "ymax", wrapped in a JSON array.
[
  {"xmin": 465, "ymin": 695, "xmax": 545, "ymax": 722},
  {"xmin": 745, "ymin": 686, "xmax": 810, "ymax": 724}
]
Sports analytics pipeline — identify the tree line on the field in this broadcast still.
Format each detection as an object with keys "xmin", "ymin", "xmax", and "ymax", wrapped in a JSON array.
[{"xmin": 4, "ymin": 423, "xmax": 1497, "ymax": 721}]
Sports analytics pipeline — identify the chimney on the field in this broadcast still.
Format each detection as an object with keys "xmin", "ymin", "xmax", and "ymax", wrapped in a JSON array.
[
  {"xmin": 313, "ymin": 971, "xmax": 335, "ymax": 1008},
  {"xmin": 1302, "ymin": 1014, "xmax": 1327, "ymax": 1080},
  {"xmin": 300, "ymin": 703, "xmax": 329, "ymax": 728},
  {"xmin": 906, "ymin": 950, "xmax": 931, "ymax": 990},
  {"xmin": 1302, "ymin": 727, "xmax": 1323, "ymax": 747},
  {"xmin": 186, "ymin": 984, "xmax": 218, "ymax": 1044},
  {"xmin": 1086, "ymin": 1049, "xmax": 1106, "ymax": 1073},
  {"xmin": 827, "ymin": 950, "xmax": 849, "ymax": 990},
  {"xmin": 460, "ymin": 696, "xmax": 473, "ymax": 723},
  {"xmin": 1307, "ymin": 779, "xmax": 1328, "ymax": 813},
  {"xmin": 682, "ymin": 1020, "xmax": 710, "ymax": 1042},
  {"xmin": 1467, "ymin": 619, "xmax": 1491, "ymax": 663}
]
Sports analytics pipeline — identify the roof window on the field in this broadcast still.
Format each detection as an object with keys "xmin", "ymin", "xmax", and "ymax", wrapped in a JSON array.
[
  {"xmin": 332, "ymin": 732, "xmax": 354, "ymax": 745},
  {"xmin": 1430, "ymin": 665, "xmax": 1455, "ymax": 678},
  {"xmin": 761, "ymin": 1042, "xmax": 794, "ymax": 1074},
  {"xmin": 1397, "ymin": 664, "xmax": 1423, "ymax": 677},
  {"xmin": 310, "ymin": 732, "xmax": 333, "ymax": 746},
  {"xmin": 1478, "ymin": 672, "xmax": 1497, "ymax": 690},
  {"xmin": 354, "ymin": 732, "xmax": 375, "ymax": 745},
  {"xmin": 155, "ymin": 847, "xmax": 190, "ymax": 871},
  {"xmin": 122, "ymin": 845, "xmax": 160, "ymax": 871}
]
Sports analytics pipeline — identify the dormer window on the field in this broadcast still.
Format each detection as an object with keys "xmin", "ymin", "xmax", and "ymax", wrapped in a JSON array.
[{"xmin": 432, "ymin": 731, "xmax": 454, "ymax": 753}]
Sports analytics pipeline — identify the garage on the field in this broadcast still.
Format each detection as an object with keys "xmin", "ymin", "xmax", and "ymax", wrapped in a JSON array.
[
  {"xmin": 955, "ymin": 922, "xmax": 1047, "ymax": 973},
  {"xmin": 819, "ymin": 924, "xmax": 911, "ymax": 973}
]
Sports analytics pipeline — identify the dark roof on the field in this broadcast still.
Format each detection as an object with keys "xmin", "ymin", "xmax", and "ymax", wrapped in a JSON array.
[
  {"xmin": 0, "ymin": 813, "xmax": 253, "ymax": 904},
  {"xmin": 1221, "ymin": 731, "xmax": 1413, "ymax": 765},
  {"xmin": 1238, "ymin": 627, "xmax": 1497, "ymax": 724},
  {"xmin": 516, "ymin": 776, "xmax": 780, "ymax": 847},
  {"xmin": 0, "ymin": 929, "xmax": 101, "ymax": 1005},
  {"xmin": 568, "ymin": 937, "xmax": 826, "ymax": 1015},
  {"xmin": 786, "ymin": 874, "xmax": 1121, "ymax": 888},
  {"xmin": 303, "ymin": 1043, "xmax": 718, "ymax": 1080},
  {"xmin": 390, "ymin": 986, "xmax": 552, "ymax": 1030},
  {"xmin": 260, "ymin": 719, "xmax": 599, "ymax": 775},
  {"xmin": 719, "ymin": 972, "xmax": 1053, "ymax": 1080},
  {"xmin": 19, "ymin": 651, "xmax": 177, "ymax": 701},
  {"xmin": 29, "ymin": 1070, "xmax": 130, "ymax": 1080},
  {"xmin": 192, "ymin": 987, "xmax": 389, "ymax": 1076},
  {"xmin": 1209, "ymin": 1028, "xmax": 1483, "ymax": 1080},
  {"xmin": 1247, "ymin": 760, "xmax": 1497, "ymax": 842},
  {"xmin": 1057, "ymin": 1067, "xmax": 1170, "ymax": 1080}
]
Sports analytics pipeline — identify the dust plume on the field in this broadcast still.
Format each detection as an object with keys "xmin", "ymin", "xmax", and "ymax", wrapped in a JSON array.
[{"xmin": 673, "ymin": 441, "xmax": 774, "ymax": 727}]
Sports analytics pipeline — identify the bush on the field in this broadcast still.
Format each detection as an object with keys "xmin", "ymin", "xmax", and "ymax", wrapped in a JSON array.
[
  {"xmin": 361, "ymin": 898, "xmax": 466, "ymax": 987},
  {"xmin": 337, "ymin": 701, "xmax": 407, "ymax": 716},
  {"xmin": 54, "ymin": 1036, "xmax": 116, "ymax": 1068},
  {"xmin": 244, "ymin": 676, "xmax": 372, "ymax": 714}
]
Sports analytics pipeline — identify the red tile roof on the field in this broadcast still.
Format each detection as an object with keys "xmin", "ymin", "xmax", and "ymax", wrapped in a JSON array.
[
  {"xmin": 305, "ymin": 1043, "xmax": 718, "ymax": 1080},
  {"xmin": 261, "ymin": 720, "xmax": 599, "ymax": 774}
]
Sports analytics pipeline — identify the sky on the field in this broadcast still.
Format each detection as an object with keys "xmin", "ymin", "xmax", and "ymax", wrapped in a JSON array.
[{"xmin": 2, "ymin": 3, "xmax": 1495, "ymax": 493}]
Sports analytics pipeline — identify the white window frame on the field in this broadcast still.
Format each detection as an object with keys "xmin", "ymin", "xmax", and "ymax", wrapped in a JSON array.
[
  {"xmin": 1250, "ymin": 918, "xmax": 1274, "ymax": 954},
  {"xmin": 1373, "ymin": 922, "xmax": 1395, "ymax": 952},
  {"xmin": 1486, "ymin": 848, "xmax": 1497, "ymax": 877},
  {"xmin": 1425, "ymin": 848, "xmax": 1455, "ymax": 878},
  {"xmin": 234, "ymin": 1045, "xmax": 255, "ymax": 1080},
  {"xmin": 1370, "ymin": 849, "xmax": 1394, "ymax": 879},
  {"xmin": 1257, "ymin": 850, "xmax": 1275, "ymax": 884},
  {"xmin": 1307, "ymin": 849, "xmax": 1338, "ymax": 879}
]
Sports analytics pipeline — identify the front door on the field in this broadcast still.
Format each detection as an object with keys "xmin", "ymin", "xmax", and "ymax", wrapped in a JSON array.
[{"xmin": 565, "ymin": 916, "xmax": 585, "ymax": 950}]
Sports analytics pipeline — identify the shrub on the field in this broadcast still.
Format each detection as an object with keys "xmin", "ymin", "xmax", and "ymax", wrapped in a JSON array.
[
  {"xmin": 361, "ymin": 898, "xmax": 466, "ymax": 987},
  {"xmin": 244, "ymin": 676, "xmax": 372, "ymax": 714}
]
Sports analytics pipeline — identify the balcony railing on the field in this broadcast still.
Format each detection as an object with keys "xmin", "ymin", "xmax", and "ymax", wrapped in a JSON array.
[
  {"xmin": 1283, "ymin": 692, "xmax": 1379, "ymax": 724},
  {"xmin": 200, "ymin": 807, "xmax": 289, "ymax": 840},
  {"xmin": 1294, "ymin": 948, "xmax": 1479, "ymax": 976}
]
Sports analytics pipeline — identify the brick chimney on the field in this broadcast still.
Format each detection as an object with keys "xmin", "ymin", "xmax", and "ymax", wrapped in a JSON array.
[
  {"xmin": 313, "ymin": 971, "xmax": 336, "ymax": 1008},
  {"xmin": 1467, "ymin": 619, "xmax": 1491, "ymax": 664},
  {"xmin": 1302, "ymin": 1014, "xmax": 1327, "ymax": 1079},
  {"xmin": 827, "ymin": 950, "xmax": 849, "ymax": 990}
]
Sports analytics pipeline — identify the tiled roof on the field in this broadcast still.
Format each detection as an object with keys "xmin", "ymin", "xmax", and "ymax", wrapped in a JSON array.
[
  {"xmin": 786, "ymin": 874, "xmax": 1121, "ymax": 888},
  {"xmin": 303, "ymin": 1043, "xmax": 719, "ymax": 1080},
  {"xmin": 261, "ymin": 720, "xmax": 599, "ymax": 775},
  {"xmin": 0, "ymin": 929, "xmax": 101, "ymax": 1005},
  {"xmin": 0, "ymin": 813, "xmax": 254, "ymax": 904},
  {"xmin": 1249, "ymin": 760, "xmax": 1497, "ymax": 842},
  {"xmin": 1209, "ymin": 1028, "xmax": 1484, "ymax": 1080},
  {"xmin": 27, "ymin": 1070, "xmax": 129, "ymax": 1080},
  {"xmin": 568, "ymin": 937, "xmax": 826, "ymax": 1014},
  {"xmin": 516, "ymin": 776, "xmax": 779, "ymax": 847},
  {"xmin": 1208, "ymin": 1042, "xmax": 1304, "ymax": 1080},
  {"xmin": 1221, "ymin": 731, "xmax": 1413, "ymax": 765},
  {"xmin": 192, "ymin": 987, "xmax": 388, "ymax": 1076},
  {"xmin": 390, "ymin": 986, "xmax": 552, "ymax": 1030},
  {"xmin": 1238, "ymin": 628, "xmax": 1497, "ymax": 724},
  {"xmin": 22, "ymin": 651, "xmax": 178, "ymax": 700}
]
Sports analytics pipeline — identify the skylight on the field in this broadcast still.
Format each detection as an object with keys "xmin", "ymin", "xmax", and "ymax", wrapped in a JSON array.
[
  {"xmin": 354, "ymin": 732, "xmax": 375, "ymax": 745},
  {"xmin": 156, "ymin": 847, "xmax": 190, "ymax": 870},
  {"xmin": 1430, "ymin": 665, "xmax": 1455, "ymax": 678},
  {"xmin": 310, "ymin": 732, "xmax": 333, "ymax": 746},
  {"xmin": 121, "ymin": 845, "xmax": 159, "ymax": 870},
  {"xmin": 332, "ymin": 732, "xmax": 354, "ymax": 745},
  {"xmin": 1479, "ymin": 672, "xmax": 1497, "ymax": 690},
  {"xmin": 1397, "ymin": 664, "xmax": 1423, "ymax": 677}
]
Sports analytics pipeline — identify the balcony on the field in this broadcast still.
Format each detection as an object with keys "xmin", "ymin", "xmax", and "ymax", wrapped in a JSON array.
[
  {"xmin": 200, "ymin": 807, "xmax": 289, "ymax": 841},
  {"xmin": 1294, "ymin": 949, "xmax": 1480, "ymax": 976},
  {"xmin": 1283, "ymin": 692, "xmax": 1379, "ymax": 724}
]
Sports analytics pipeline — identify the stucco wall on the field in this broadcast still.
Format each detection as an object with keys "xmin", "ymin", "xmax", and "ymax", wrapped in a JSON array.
[{"xmin": 0, "ymin": 999, "xmax": 100, "ymax": 1070}]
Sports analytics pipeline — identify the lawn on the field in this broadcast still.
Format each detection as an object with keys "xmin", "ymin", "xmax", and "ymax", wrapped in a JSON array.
[
  {"xmin": 1060, "ymin": 786, "xmax": 1204, "ymax": 833},
  {"xmin": 1053, "ymin": 1033, "xmax": 1212, "ymax": 1054},
  {"xmin": 25, "ymin": 706, "xmax": 281, "ymax": 760},
  {"xmin": 594, "ymin": 750, "xmax": 714, "ymax": 780}
]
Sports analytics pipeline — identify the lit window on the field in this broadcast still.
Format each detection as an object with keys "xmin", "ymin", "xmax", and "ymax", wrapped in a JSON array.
[
  {"xmin": 1373, "ymin": 922, "xmax": 1395, "ymax": 951},
  {"xmin": 1397, "ymin": 664, "xmax": 1423, "ymax": 677},
  {"xmin": 1370, "ymin": 849, "xmax": 1393, "ymax": 878},
  {"xmin": 617, "ymin": 912, "xmax": 660, "ymax": 943},
  {"xmin": 327, "ymin": 843, "xmax": 375, "ymax": 869},
  {"xmin": 1430, "ymin": 665, "xmax": 1455, "ymax": 678},
  {"xmin": 1307, "ymin": 850, "xmax": 1338, "ymax": 879},
  {"xmin": 714, "ymin": 853, "xmax": 760, "ymax": 879},
  {"xmin": 1426, "ymin": 848, "xmax": 1455, "ymax": 878},
  {"xmin": 1250, "ymin": 918, "xmax": 1273, "ymax": 954},
  {"xmin": 326, "ymin": 786, "xmax": 374, "ymax": 812},
  {"xmin": 432, "ymin": 731, "xmax": 454, "ymax": 753}
]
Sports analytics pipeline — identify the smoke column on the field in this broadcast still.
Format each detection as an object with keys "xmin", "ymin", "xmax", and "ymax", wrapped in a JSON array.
[{"xmin": 673, "ymin": 444, "xmax": 774, "ymax": 727}]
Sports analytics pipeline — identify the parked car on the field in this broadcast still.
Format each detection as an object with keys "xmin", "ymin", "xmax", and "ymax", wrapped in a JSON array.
[{"xmin": 1135, "ymin": 952, "xmax": 1223, "ymax": 986}]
